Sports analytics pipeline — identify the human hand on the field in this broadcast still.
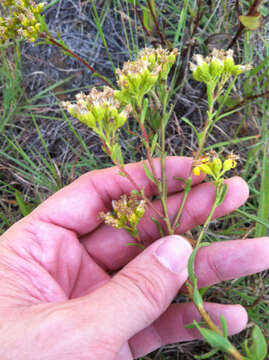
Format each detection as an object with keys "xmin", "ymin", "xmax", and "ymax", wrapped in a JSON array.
[{"xmin": 0, "ymin": 157, "xmax": 268, "ymax": 360}]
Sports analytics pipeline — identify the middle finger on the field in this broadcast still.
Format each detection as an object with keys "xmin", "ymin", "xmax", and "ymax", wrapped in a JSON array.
[{"xmin": 82, "ymin": 176, "xmax": 248, "ymax": 270}]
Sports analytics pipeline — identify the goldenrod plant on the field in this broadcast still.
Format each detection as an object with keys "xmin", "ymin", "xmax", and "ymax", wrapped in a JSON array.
[{"xmin": 0, "ymin": 1, "xmax": 267, "ymax": 359}]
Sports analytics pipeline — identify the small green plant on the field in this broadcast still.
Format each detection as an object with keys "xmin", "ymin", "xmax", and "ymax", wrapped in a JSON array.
[{"xmin": 0, "ymin": 2, "xmax": 267, "ymax": 359}]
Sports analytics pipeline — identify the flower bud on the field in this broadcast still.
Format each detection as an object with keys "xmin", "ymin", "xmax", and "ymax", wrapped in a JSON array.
[
  {"xmin": 209, "ymin": 58, "xmax": 224, "ymax": 78},
  {"xmin": 222, "ymin": 159, "xmax": 233, "ymax": 172}
]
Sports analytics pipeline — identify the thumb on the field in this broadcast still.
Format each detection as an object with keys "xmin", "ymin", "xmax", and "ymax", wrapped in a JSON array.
[{"xmin": 88, "ymin": 235, "xmax": 192, "ymax": 344}]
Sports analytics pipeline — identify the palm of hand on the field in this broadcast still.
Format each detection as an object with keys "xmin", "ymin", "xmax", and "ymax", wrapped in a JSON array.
[{"xmin": 0, "ymin": 158, "xmax": 268, "ymax": 360}]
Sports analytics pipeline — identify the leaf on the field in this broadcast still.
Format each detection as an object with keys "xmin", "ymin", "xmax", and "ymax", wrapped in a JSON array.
[
  {"xmin": 255, "ymin": 144, "xmax": 269, "ymax": 237},
  {"xmin": 193, "ymin": 321, "xmax": 233, "ymax": 353},
  {"xmin": 142, "ymin": 6, "xmax": 155, "ymax": 33},
  {"xmin": 151, "ymin": 217, "xmax": 164, "ymax": 237},
  {"xmin": 188, "ymin": 242, "xmax": 210, "ymax": 285},
  {"xmin": 220, "ymin": 315, "xmax": 228, "ymax": 337},
  {"xmin": 111, "ymin": 144, "xmax": 124, "ymax": 165},
  {"xmin": 248, "ymin": 325, "xmax": 267, "ymax": 360},
  {"xmin": 142, "ymin": 160, "xmax": 157, "ymax": 184},
  {"xmin": 126, "ymin": 242, "xmax": 145, "ymax": 250},
  {"xmin": 38, "ymin": 14, "xmax": 49, "ymax": 33},
  {"xmin": 194, "ymin": 348, "xmax": 219, "ymax": 359},
  {"xmin": 185, "ymin": 320, "xmax": 207, "ymax": 329},
  {"xmin": 15, "ymin": 190, "xmax": 32, "ymax": 217},
  {"xmin": 181, "ymin": 117, "xmax": 199, "ymax": 139},
  {"xmin": 43, "ymin": 0, "xmax": 60, "ymax": 11},
  {"xmin": 141, "ymin": 98, "xmax": 149, "ymax": 124},
  {"xmin": 216, "ymin": 183, "xmax": 228, "ymax": 206},
  {"xmin": 150, "ymin": 133, "xmax": 158, "ymax": 156},
  {"xmin": 239, "ymin": 15, "xmax": 261, "ymax": 30},
  {"xmin": 193, "ymin": 286, "xmax": 203, "ymax": 308},
  {"xmin": 131, "ymin": 189, "xmax": 141, "ymax": 196}
]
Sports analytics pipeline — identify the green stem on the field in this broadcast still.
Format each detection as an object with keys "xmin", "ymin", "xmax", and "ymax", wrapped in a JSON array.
[
  {"xmin": 160, "ymin": 115, "xmax": 173, "ymax": 234},
  {"xmin": 196, "ymin": 194, "xmax": 219, "ymax": 246},
  {"xmin": 159, "ymin": 81, "xmax": 173, "ymax": 235},
  {"xmin": 172, "ymin": 86, "xmax": 216, "ymax": 232},
  {"xmin": 171, "ymin": 178, "xmax": 192, "ymax": 231},
  {"xmin": 187, "ymin": 184, "xmax": 245, "ymax": 360}
]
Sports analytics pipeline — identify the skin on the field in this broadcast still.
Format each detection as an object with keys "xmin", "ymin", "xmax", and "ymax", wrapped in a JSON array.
[{"xmin": 0, "ymin": 156, "xmax": 268, "ymax": 360}]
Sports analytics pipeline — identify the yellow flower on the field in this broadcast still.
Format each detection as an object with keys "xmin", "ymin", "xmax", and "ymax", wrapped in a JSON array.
[
  {"xmin": 193, "ymin": 151, "xmax": 239, "ymax": 180},
  {"xmin": 0, "ymin": 0, "xmax": 45, "ymax": 43},
  {"xmin": 62, "ymin": 87, "xmax": 131, "ymax": 136},
  {"xmin": 115, "ymin": 47, "xmax": 178, "ymax": 106},
  {"xmin": 99, "ymin": 194, "xmax": 146, "ymax": 240},
  {"xmin": 190, "ymin": 48, "xmax": 252, "ymax": 84}
]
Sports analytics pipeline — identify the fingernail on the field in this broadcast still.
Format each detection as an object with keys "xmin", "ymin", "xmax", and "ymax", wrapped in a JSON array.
[{"xmin": 154, "ymin": 236, "xmax": 192, "ymax": 274}]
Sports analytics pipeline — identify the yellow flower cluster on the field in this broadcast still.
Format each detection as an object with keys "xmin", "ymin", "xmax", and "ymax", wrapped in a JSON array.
[
  {"xmin": 190, "ymin": 49, "xmax": 252, "ymax": 84},
  {"xmin": 62, "ymin": 87, "xmax": 131, "ymax": 143},
  {"xmin": 193, "ymin": 151, "xmax": 239, "ymax": 179},
  {"xmin": 0, "ymin": 0, "xmax": 45, "ymax": 43},
  {"xmin": 99, "ymin": 194, "xmax": 146, "ymax": 240},
  {"xmin": 62, "ymin": 47, "xmax": 178, "ymax": 159},
  {"xmin": 115, "ymin": 47, "xmax": 178, "ymax": 107}
]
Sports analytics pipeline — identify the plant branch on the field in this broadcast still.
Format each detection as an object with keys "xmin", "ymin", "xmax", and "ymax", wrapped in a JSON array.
[
  {"xmin": 227, "ymin": 0, "xmax": 263, "ymax": 49},
  {"xmin": 146, "ymin": 0, "xmax": 166, "ymax": 46},
  {"xmin": 39, "ymin": 32, "xmax": 113, "ymax": 87}
]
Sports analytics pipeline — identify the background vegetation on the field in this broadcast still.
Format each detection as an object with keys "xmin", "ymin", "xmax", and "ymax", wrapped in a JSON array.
[{"xmin": 0, "ymin": 0, "xmax": 268, "ymax": 358}]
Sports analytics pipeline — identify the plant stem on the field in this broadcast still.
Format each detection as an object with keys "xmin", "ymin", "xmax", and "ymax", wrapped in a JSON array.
[
  {"xmin": 188, "ymin": 284, "xmax": 244, "ymax": 360},
  {"xmin": 39, "ymin": 32, "xmax": 113, "ymax": 87},
  {"xmin": 171, "ymin": 178, "xmax": 191, "ymax": 230},
  {"xmin": 196, "ymin": 193, "xmax": 219, "ymax": 246},
  {"xmin": 172, "ymin": 85, "xmax": 217, "ymax": 232},
  {"xmin": 160, "ymin": 114, "xmax": 173, "ymax": 234},
  {"xmin": 146, "ymin": 0, "xmax": 166, "ymax": 46},
  {"xmin": 112, "ymin": 159, "xmax": 164, "ymax": 219},
  {"xmin": 133, "ymin": 111, "xmax": 159, "ymax": 184}
]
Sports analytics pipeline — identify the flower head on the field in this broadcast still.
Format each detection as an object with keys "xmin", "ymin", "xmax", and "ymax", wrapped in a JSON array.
[
  {"xmin": 0, "ymin": 0, "xmax": 45, "ymax": 43},
  {"xmin": 99, "ymin": 194, "xmax": 146, "ymax": 240},
  {"xmin": 62, "ymin": 87, "xmax": 131, "ymax": 137},
  {"xmin": 115, "ymin": 47, "xmax": 178, "ymax": 106},
  {"xmin": 190, "ymin": 48, "xmax": 252, "ymax": 84},
  {"xmin": 193, "ymin": 151, "xmax": 239, "ymax": 180}
]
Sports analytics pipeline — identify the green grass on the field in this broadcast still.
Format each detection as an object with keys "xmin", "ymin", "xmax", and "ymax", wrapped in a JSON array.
[{"xmin": 0, "ymin": 0, "xmax": 269, "ymax": 359}]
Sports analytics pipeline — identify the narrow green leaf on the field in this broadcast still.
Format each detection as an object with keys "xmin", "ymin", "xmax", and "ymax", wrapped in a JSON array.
[
  {"xmin": 193, "ymin": 321, "xmax": 233, "ymax": 353},
  {"xmin": 185, "ymin": 320, "xmax": 207, "ymax": 329},
  {"xmin": 220, "ymin": 315, "xmax": 228, "ymax": 338},
  {"xmin": 126, "ymin": 243, "xmax": 145, "ymax": 250},
  {"xmin": 194, "ymin": 348, "xmax": 219, "ymax": 359},
  {"xmin": 255, "ymin": 144, "xmax": 269, "ymax": 237},
  {"xmin": 188, "ymin": 242, "xmax": 210, "ymax": 285},
  {"xmin": 111, "ymin": 144, "xmax": 124, "ymax": 165},
  {"xmin": 43, "ymin": 0, "xmax": 60, "ymax": 11},
  {"xmin": 216, "ymin": 184, "xmax": 228, "ymax": 206},
  {"xmin": 150, "ymin": 133, "xmax": 158, "ymax": 156},
  {"xmin": 235, "ymin": 209, "xmax": 269, "ymax": 229},
  {"xmin": 131, "ymin": 190, "xmax": 141, "ymax": 196},
  {"xmin": 193, "ymin": 286, "xmax": 203, "ymax": 308},
  {"xmin": 15, "ymin": 190, "xmax": 32, "ymax": 217},
  {"xmin": 151, "ymin": 217, "xmax": 164, "ymax": 237},
  {"xmin": 142, "ymin": 160, "xmax": 157, "ymax": 184},
  {"xmin": 181, "ymin": 117, "xmax": 199, "ymax": 139},
  {"xmin": 141, "ymin": 98, "xmax": 149, "ymax": 124}
]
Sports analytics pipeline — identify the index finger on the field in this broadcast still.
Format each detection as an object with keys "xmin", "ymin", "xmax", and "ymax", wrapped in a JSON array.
[{"xmin": 29, "ymin": 157, "xmax": 204, "ymax": 235}]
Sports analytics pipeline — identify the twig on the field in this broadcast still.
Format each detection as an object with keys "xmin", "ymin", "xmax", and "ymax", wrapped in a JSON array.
[
  {"xmin": 227, "ymin": 0, "xmax": 263, "ymax": 49},
  {"xmin": 146, "ymin": 0, "xmax": 166, "ymax": 46},
  {"xmin": 39, "ymin": 32, "xmax": 113, "ymax": 87}
]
